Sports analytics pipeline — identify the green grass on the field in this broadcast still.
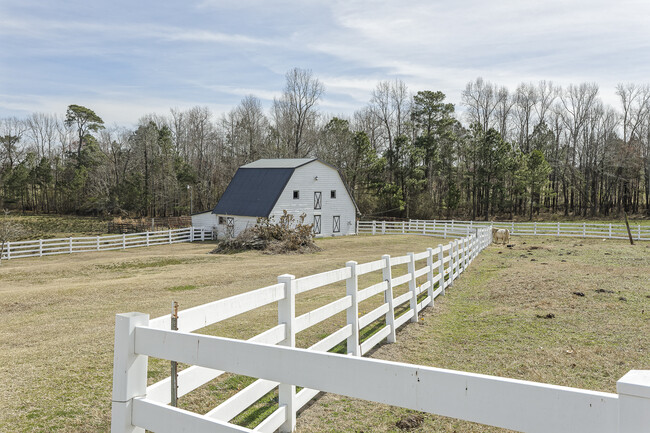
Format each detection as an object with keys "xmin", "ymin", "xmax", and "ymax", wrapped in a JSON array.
[{"xmin": 167, "ymin": 284, "xmax": 198, "ymax": 292}]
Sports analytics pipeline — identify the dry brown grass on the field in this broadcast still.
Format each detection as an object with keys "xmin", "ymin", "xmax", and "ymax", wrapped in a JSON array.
[
  {"xmin": 0, "ymin": 234, "xmax": 441, "ymax": 432},
  {"xmin": 295, "ymin": 237, "xmax": 650, "ymax": 432}
]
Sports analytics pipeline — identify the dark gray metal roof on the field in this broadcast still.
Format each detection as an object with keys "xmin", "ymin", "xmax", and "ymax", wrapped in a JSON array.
[
  {"xmin": 212, "ymin": 167, "xmax": 294, "ymax": 217},
  {"xmin": 240, "ymin": 158, "xmax": 315, "ymax": 169}
]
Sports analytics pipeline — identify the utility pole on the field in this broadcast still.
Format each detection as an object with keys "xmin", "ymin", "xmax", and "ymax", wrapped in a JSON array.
[{"xmin": 187, "ymin": 185, "xmax": 193, "ymax": 215}]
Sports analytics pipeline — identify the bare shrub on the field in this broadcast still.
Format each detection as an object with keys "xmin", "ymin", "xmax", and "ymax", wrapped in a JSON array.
[{"xmin": 211, "ymin": 210, "xmax": 320, "ymax": 254}]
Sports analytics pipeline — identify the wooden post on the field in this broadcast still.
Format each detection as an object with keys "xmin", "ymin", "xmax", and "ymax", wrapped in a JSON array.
[
  {"xmin": 372, "ymin": 221, "xmax": 376, "ymax": 235},
  {"xmin": 437, "ymin": 244, "xmax": 445, "ymax": 295},
  {"xmin": 122, "ymin": 233, "xmax": 126, "ymax": 249},
  {"xmin": 345, "ymin": 261, "xmax": 360, "ymax": 356},
  {"xmin": 277, "ymin": 274, "xmax": 296, "ymax": 433},
  {"xmin": 624, "ymin": 212, "xmax": 634, "ymax": 245},
  {"xmin": 146, "ymin": 232, "xmax": 149, "ymax": 247},
  {"xmin": 168, "ymin": 229, "xmax": 172, "ymax": 244},
  {"xmin": 582, "ymin": 222, "xmax": 586, "ymax": 238},
  {"xmin": 617, "ymin": 370, "xmax": 650, "ymax": 432},
  {"xmin": 443, "ymin": 223, "xmax": 447, "ymax": 239},
  {"xmin": 381, "ymin": 221, "xmax": 386, "ymax": 235},
  {"xmin": 638, "ymin": 224, "xmax": 641, "ymax": 241},
  {"xmin": 39, "ymin": 239, "xmax": 43, "ymax": 257},
  {"xmin": 97, "ymin": 236, "xmax": 100, "ymax": 251},
  {"xmin": 381, "ymin": 255, "xmax": 397, "ymax": 343},
  {"xmin": 111, "ymin": 312, "xmax": 149, "ymax": 433},
  {"xmin": 557, "ymin": 222, "xmax": 560, "ymax": 236},
  {"xmin": 190, "ymin": 226, "xmax": 194, "ymax": 242},
  {"xmin": 201, "ymin": 228, "xmax": 205, "ymax": 242},
  {"xmin": 402, "ymin": 221, "xmax": 405, "ymax": 234},
  {"xmin": 69, "ymin": 237, "xmax": 73, "ymax": 254},
  {"xmin": 6, "ymin": 241, "xmax": 10, "ymax": 260},
  {"xmin": 407, "ymin": 252, "xmax": 418, "ymax": 323},
  {"xmin": 426, "ymin": 247, "xmax": 434, "ymax": 307}
]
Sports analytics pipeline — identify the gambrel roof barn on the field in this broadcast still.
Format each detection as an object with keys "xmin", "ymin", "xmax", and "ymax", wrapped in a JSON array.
[{"xmin": 191, "ymin": 158, "xmax": 359, "ymax": 238}]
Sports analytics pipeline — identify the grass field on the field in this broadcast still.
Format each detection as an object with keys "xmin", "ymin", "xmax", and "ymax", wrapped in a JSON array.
[
  {"xmin": 0, "ymin": 234, "xmax": 648, "ymax": 432},
  {"xmin": 1, "ymin": 214, "xmax": 109, "ymax": 240}
]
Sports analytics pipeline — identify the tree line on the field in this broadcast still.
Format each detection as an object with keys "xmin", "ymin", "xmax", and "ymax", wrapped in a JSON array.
[{"xmin": 1, "ymin": 69, "xmax": 649, "ymax": 220}]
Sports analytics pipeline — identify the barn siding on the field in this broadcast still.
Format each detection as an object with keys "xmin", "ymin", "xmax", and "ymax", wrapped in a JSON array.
[
  {"xmin": 270, "ymin": 161, "xmax": 356, "ymax": 236},
  {"xmin": 191, "ymin": 211, "xmax": 218, "ymax": 232}
]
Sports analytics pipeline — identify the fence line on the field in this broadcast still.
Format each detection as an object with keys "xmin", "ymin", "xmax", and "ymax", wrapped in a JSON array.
[
  {"xmin": 1, "ymin": 227, "xmax": 213, "ymax": 261},
  {"xmin": 112, "ymin": 226, "xmax": 495, "ymax": 432},
  {"xmin": 357, "ymin": 219, "xmax": 650, "ymax": 241}
]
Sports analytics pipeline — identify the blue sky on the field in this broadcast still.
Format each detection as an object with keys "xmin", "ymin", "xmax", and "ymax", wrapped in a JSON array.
[{"xmin": 2, "ymin": 0, "xmax": 650, "ymax": 126}]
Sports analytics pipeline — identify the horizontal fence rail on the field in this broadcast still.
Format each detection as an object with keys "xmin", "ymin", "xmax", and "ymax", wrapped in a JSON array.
[
  {"xmin": 1, "ymin": 227, "xmax": 213, "ymax": 261},
  {"xmin": 357, "ymin": 219, "xmax": 650, "ymax": 241},
  {"xmin": 112, "ymin": 227, "xmax": 496, "ymax": 433}
]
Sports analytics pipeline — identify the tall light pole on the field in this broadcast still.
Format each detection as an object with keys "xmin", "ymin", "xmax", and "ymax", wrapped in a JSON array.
[{"xmin": 187, "ymin": 185, "xmax": 193, "ymax": 215}]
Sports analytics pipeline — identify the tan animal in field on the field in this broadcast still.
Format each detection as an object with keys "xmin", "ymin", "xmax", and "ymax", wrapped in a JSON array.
[{"xmin": 492, "ymin": 228, "xmax": 510, "ymax": 244}]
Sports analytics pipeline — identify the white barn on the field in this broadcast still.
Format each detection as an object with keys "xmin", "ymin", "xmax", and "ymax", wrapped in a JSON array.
[{"xmin": 191, "ymin": 158, "xmax": 359, "ymax": 238}]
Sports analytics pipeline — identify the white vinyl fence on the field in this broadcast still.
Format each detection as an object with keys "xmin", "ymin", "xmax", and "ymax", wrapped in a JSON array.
[
  {"xmin": 110, "ymin": 225, "xmax": 650, "ymax": 433},
  {"xmin": 112, "ymin": 227, "xmax": 495, "ymax": 433},
  {"xmin": 1, "ymin": 227, "xmax": 213, "ymax": 261},
  {"xmin": 358, "ymin": 219, "xmax": 650, "ymax": 241}
]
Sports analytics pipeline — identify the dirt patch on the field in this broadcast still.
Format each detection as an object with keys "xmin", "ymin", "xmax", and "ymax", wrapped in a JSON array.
[{"xmin": 396, "ymin": 413, "xmax": 424, "ymax": 430}]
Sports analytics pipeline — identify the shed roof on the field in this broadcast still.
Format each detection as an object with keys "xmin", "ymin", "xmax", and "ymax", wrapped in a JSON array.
[
  {"xmin": 240, "ymin": 158, "xmax": 315, "ymax": 169},
  {"xmin": 212, "ymin": 167, "xmax": 294, "ymax": 217}
]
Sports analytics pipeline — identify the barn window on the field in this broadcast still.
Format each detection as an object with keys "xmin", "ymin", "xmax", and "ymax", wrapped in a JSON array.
[
  {"xmin": 314, "ymin": 191, "xmax": 322, "ymax": 209},
  {"xmin": 218, "ymin": 216, "xmax": 226, "ymax": 225},
  {"xmin": 333, "ymin": 215, "xmax": 340, "ymax": 233},
  {"xmin": 293, "ymin": 190, "xmax": 299, "ymax": 199},
  {"xmin": 313, "ymin": 215, "xmax": 321, "ymax": 234},
  {"xmin": 331, "ymin": 190, "xmax": 336, "ymax": 199}
]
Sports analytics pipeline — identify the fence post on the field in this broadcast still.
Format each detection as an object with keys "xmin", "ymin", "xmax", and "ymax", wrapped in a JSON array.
[
  {"xmin": 111, "ymin": 312, "xmax": 149, "ymax": 433},
  {"xmin": 382, "ymin": 221, "xmax": 386, "ymax": 235},
  {"xmin": 449, "ymin": 240, "xmax": 457, "ymax": 287},
  {"xmin": 638, "ymin": 225, "xmax": 641, "ymax": 241},
  {"xmin": 277, "ymin": 274, "xmax": 296, "ymax": 433},
  {"xmin": 146, "ymin": 232, "xmax": 149, "ymax": 247},
  {"xmin": 511, "ymin": 221, "xmax": 514, "ymax": 233},
  {"xmin": 558, "ymin": 222, "xmax": 561, "ymax": 236},
  {"xmin": 582, "ymin": 223, "xmax": 586, "ymax": 238},
  {"xmin": 122, "ymin": 233, "xmax": 126, "ymax": 250},
  {"xmin": 168, "ymin": 229, "xmax": 172, "ymax": 244},
  {"xmin": 422, "ymin": 221, "xmax": 427, "ymax": 235},
  {"xmin": 345, "ymin": 261, "xmax": 360, "ymax": 356},
  {"xmin": 407, "ymin": 252, "xmax": 418, "ymax": 323},
  {"xmin": 443, "ymin": 223, "xmax": 447, "ymax": 239},
  {"xmin": 534, "ymin": 222, "xmax": 537, "ymax": 235},
  {"xmin": 402, "ymin": 221, "xmax": 405, "ymax": 234},
  {"xmin": 356, "ymin": 219, "xmax": 359, "ymax": 234},
  {"xmin": 451, "ymin": 219, "xmax": 454, "ymax": 231},
  {"xmin": 97, "ymin": 236, "xmax": 100, "ymax": 251},
  {"xmin": 39, "ymin": 239, "xmax": 43, "ymax": 257},
  {"xmin": 617, "ymin": 370, "xmax": 650, "ymax": 433},
  {"xmin": 437, "ymin": 244, "xmax": 445, "ymax": 295},
  {"xmin": 381, "ymin": 254, "xmax": 397, "ymax": 343},
  {"xmin": 201, "ymin": 228, "xmax": 205, "ymax": 241},
  {"xmin": 190, "ymin": 226, "xmax": 194, "ymax": 242},
  {"xmin": 372, "ymin": 221, "xmax": 376, "ymax": 235},
  {"xmin": 69, "ymin": 237, "xmax": 73, "ymax": 254},
  {"xmin": 426, "ymin": 247, "xmax": 434, "ymax": 307},
  {"xmin": 6, "ymin": 241, "xmax": 10, "ymax": 260}
]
